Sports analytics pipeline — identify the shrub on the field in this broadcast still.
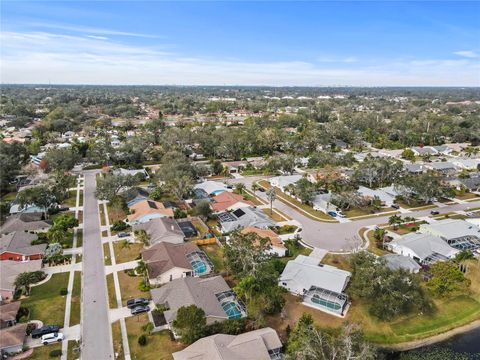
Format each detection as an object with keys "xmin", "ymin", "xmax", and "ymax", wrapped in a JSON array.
[
  {"xmin": 111, "ymin": 220, "xmax": 128, "ymax": 232},
  {"xmin": 49, "ymin": 349, "xmax": 63, "ymax": 357},
  {"xmin": 174, "ymin": 209, "xmax": 187, "ymax": 219},
  {"xmin": 26, "ymin": 323, "xmax": 37, "ymax": 336},
  {"xmin": 138, "ymin": 279, "xmax": 151, "ymax": 292},
  {"xmin": 59, "ymin": 287, "xmax": 68, "ymax": 296},
  {"xmin": 138, "ymin": 334, "xmax": 147, "ymax": 346}
]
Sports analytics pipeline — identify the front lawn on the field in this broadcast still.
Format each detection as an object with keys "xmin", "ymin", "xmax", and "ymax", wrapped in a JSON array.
[
  {"xmin": 103, "ymin": 243, "xmax": 112, "ymax": 266},
  {"xmin": 113, "ymin": 242, "xmax": 143, "ymax": 263},
  {"xmin": 199, "ymin": 244, "xmax": 225, "ymax": 273},
  {"xmin": 364, "ymin": 229, "xmax": 388, "ymax": 256},
  {"xmin": 108, "ymin": 202, "xmax": 128, "ymax": 224},
  {"xmin": 70, "ymin": 271, "xmax": 81, "ymax": 326},
  {"xmin": 119, "ymin": 271, "xmax": 148, "ymax": 306},
  {"xmin": 112, "ymin": 321, "xmax": 124, "ymax": 359},
  {"xmin": 106, "ymin": 274, "xmax": 117, "ymax": 308},
  {"xmin": 321, "ymin": 253, "xmax": 353, "ymax": 272},
  {"xmin": 67, "ymin": 340, "xmax": 81, "ymax": 360},
  {"xmin": 28, "ymin": 343, "xmax": 62, "ymax": 359},
  {"xmin": 21, "ymin": 272, "xmax": 69, "ymax": 326},
  {"xmin": 126, "ymin": 314, "xmax": 184, "ymax": 360},
  {"xmin": 261, "ymin": 208, "xmax": 285, "ymax": 222}
]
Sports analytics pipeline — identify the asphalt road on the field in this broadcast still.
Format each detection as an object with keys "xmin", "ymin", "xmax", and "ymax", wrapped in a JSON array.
[
  {"xmin": 81, "ymin": 172, "xmax": 113, "ymax": 359},
  {"xmin": 227, "ymin": 176, "xmax": 480, "ymax": 251}
]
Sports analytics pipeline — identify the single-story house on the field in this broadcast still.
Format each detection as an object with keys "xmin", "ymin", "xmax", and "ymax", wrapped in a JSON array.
[
  {"xmin": 0, "ymin": 323, "xmax": 27, "ymax": 356},
  {"xmin": 240, "ymin": 227, "xmax": 287, "ymax": 257},
  {"xmin": 0, "ymin": 213, "xmax": 51, "ymax": 235},
  {"xmin": 279, "ymin": 255, "xmax": 351, "ymax": 316},
  {"xmin": 0, "ymin": 232, "xmax": 46, "ymax": 262},
  {"xmin": 127, "ymin": 199, "xmax": 174, "ymax": 224},
  {"xmin": 424, "ymin": 162, "xmax": 456, "ymax": 174},
  {"xmin": 411, "ymin": 146, "xmax": 438, "ymax": 156},
  {"xmin": 420, "ymin": 219, "xmax": 480, "ymax": 252},
  {"xmin": 120, "ymin": 187, "xmax": 151, "ymax": 207},
  {"xmin": 150, "ymin": 276, "xmax": 246, "ymax": 326},
  {"xmin": 269, "ymin": 175, "xmax": 303, "ymax": 192},
  {"xmin": 311, "ymin": 193, "xmax": 336, "ymax": 213},
  {"xmin": 380, "ymin": 254, "xmax": 421, "ymax": 273},
  {"xmin": 142, "ymin": 242, "xmax": 213, "ymax": 285},
  {"xmin": 404, "ymin": 163, "xmax": 425, "ymax": 173},
  {"xmin": 0, "ymin": 302, "xmax": 20, "ymax": 329},
  {"xmin": 133, "ymin": 218, "xmax": 185, "ymax": 246},
  {"xmin": 0, "ymin": 260, "xmax": 43, "ymax": 302},
  {"xmin": 222, "ymin": 161, "xmax": 249, "ymax": 174},
  {"xmin": 217, "ymin": 207, "xmax": 276, "ymax": 234},
  {"xmin": 113, "ymin": 167, "xmax": 149, "ymax": 179},
  {"xmin": 451, "ymin": 158, "xmax": 480, "ymax": 171},
  {"xmin": 194, "ymin": 181, "xmax": 231, "ymax": 197},
  {"xmin": 431, "ymin": 145, "xmax": 452, "ymax": 155},
  {"xmin": 210, "ymin": 192, "xmax": 254, "ymax": 213},
  {"xmin": 357, "ymin": 186, "xmax": 396, "ymax": 207},
  {"xmin": 388, "ymin": 233, "xmax": 458, "ymax": 264},
  {"xmin": 172, "ymin": 327, "xmax": 282, "ymax": 360}
]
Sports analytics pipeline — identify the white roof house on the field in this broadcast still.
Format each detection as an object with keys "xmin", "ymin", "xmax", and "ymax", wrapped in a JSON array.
[
  {"xmin": 279, "ymin": 255, "xmax": 351, "ymax": 316},
  {"xmin": 311, "ymin": 193, "xmax": 336, "ymax": 213},
  {"xmin": 380, "ymin": 254, "xmax": 421, "ymax": 273},
  {"xmin": 452, "ymin": 158, "xmax": 480, "ymax": 170},
  {"xmin": 388, "ymin": 233, "xmax": 458, "ymax": 264},
  {"xmin": 357, "ymin": 186, "xmax": 396, "ymax": 206},
  {"xmin": 424, "ymin": 162, "xmax": 456, "ymax": 173},
  {"xmin": 113, "ymin": 168, "xmax": 149, "ymax": 179},
  {"xmin": 269, "ymin": 175, "xmax": 303, "ymax": 191},
  {"xmin": 193, "ymin": 181, "xmax": 231, "ymax": 196},
  {"xmin": 419, "ymin": 219, "xmax": 480, "ymax": 252}
]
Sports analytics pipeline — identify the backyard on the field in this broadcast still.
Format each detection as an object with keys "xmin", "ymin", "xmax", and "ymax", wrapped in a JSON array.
[{"xmin": 199, "ymin": 244, "xmax": 226, "ymax": 273}]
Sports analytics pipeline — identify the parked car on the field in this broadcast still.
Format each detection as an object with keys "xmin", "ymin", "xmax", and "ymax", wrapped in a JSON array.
[
  {"xmin": 31, "ymin": 325, "xmax": 61, "ymax": 339},
  {"xmin": 117, "ymin": 232, "xmax": 130, "ymax": 238},
  {"xmin": 258, "ymin": 187, "xmax": 266, "ymax": 192},
  {"xmin": 127, "ymin": 298, "xmax": 149, "ymax": 309},
  {"xmin": 337, "ymin": 212, "xmax": 346, "ymax": 218},
  {"xmin": 391, "ymin": 204, "xmax": 400, "ymax": 209},
  {"xmin": 131, "ymin": 305, "xmax": 150, "ymax": 315},
  {"xmin": 327, "ymin": 211, "xmax": 337, "ymax": 217},
  {"xmin": 430, "ymin": 210, "xmax": 440, "ymax": 215},
  {"xmin": 41, "ymin": 332, "xmax": 64, "ymax": 345}
]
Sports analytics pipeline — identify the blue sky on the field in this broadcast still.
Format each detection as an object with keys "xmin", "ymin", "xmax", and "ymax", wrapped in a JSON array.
[{"xmin": 1, "ymin": 1, "xmax": 479, "ymax": 86}]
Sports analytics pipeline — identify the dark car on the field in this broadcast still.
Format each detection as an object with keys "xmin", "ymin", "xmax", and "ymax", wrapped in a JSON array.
[
  {"xmin": 117, "ymin": 232, "xmax": 131, "ymax": 238},
  {"xmin": 127, "ymin": 298, "xmax": 149, "ymax": 309},
  {"xmin": 31, "ymin": 325, "xmax": 61, "ymax": 339},
  {"xmin": 131, "ymin": 305, "xmax": 150, "ymax": 315},
  {"xmin": 258, "ymin": 187, "xmax": 266, "ymax": 192},
  {"xmin": 391, "ymin": 204, "xmax": 400, "ymax": 209},
  {"xmin": 430, "ymin": 210, "xmax": 440, "ymax": 215},
  {"xmin": 327, "ymin": 211, "xmax": 337, "ymax": 217}
]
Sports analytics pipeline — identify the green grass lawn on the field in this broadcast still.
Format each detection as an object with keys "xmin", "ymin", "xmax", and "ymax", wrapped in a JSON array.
[
  {"xmin": 78, "ymin": 190, "xmax": 84, "ymax": 207},
  {"xmin": 199, "ymin": 244, "xmax": 225, "ymax": 273},
  {"xmin": 261, "ymin": 208, "xmax": 285, "ymax": 222},
  {"xmin": 70, "ymin": 272, "xmax": 81, "ymax": 326},
  {"xmin": 108, "ymin": 202, "xmax": 128, "ymax": 224},
  {"xmin": 364, "ymin": 229, "xmax": 388, "ymax": 256},
  {"xmin": 126, "ymin": 314, "xmax": 184, "ymax": 360},
  {"xmin": 104, "ymin": 243, "xmax": 112, "ymax": 266},
  {"xmin": 119, "ymin": 271, "xmax": 148, "ymax": 306},
  {"xmin": 63, "ymin": 190, "xmax": 78, "ymax": 207},
  {"xmin": 279, "ymin": 241, "xmax": 312, "ymax": 265},
  {"xmin": 21, "ymin": 273, "xmax": 69, "ymax": 326},
  {"xmin": 1, "ymin": 191, "xmax": 17, "ymax": 202},
  {"xmin": 113, "ymin": 242, "xmax": 143, "ymax": 263},
  {"xmin": 106, "ymin": 273, "xmax": 117, "ymax": 308},
  {"xmin": 28, "ymin": 343, "xmax": 62, "ymax": 359}
]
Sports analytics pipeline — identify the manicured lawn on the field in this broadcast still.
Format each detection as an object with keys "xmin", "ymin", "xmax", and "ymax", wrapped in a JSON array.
[
  {"xmin": 113, "ymin": 242, "xmax": 143, "ymax": 263},
  {"xmin": 28, "ymin": 343, "xmax": 62, "ymax": 359},
  {"xmin": 281, "ymin": 241, "xmax": 312, "ymax": 265},
  {"xmin": 119, "ymin": 271, "xmax": 148, "ymax": 306},
  {"xmin": 1, "ymin": 191, "xmax": 17, "ymax": 202},
  {"xmin": 199, "ymin": 244, "xmax": 225, "ymax": 273},
  {"xmin": 76, "ymin": 229, "xmax": 83, "ymax": 247},
  {"xmin": 455, "ymin": 192, "xmax": 479, "ymax": 200},
  {"xmin": 70, "ymin": 272, "xmax": 81, "ymax": 326},
  {"xmin": 106, "ymin": 274, "xmax": 117, "ymax": 308},
  {"xmin": 126, "ymin": 314, "xmax": 184, "ymax": 360},
  {"xmin": 21, "ymin": 273, "xmax": 69, "ymax": 326},
  {"xmin": 104, "ymin": 243, "xmax": 112, "ymax": 266},
  {"xmin": 112, "ymin": 321, "xmax": 124, "ymax": 359},
  {"xmin": 261, "ymin": 208, "xmax": 285, "ymax": 222}
]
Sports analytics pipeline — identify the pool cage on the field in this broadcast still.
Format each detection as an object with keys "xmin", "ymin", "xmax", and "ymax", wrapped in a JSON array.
[
  {"xmin": 447, "ymin": 236, "xmax": 480, "ymax": 252},
  {"xmin": 185, "ymin": 251, "xmax": 214, "ymax": 276},
  {"xmin": 303, "ymin": 286, "xmax": 348, "ymax": 315},
  {"xmin": 215, "ymin": 290, "xmax": 247, "ymax": 319},
  {"xmin": 422, "ymin": 252, "xmax": 450, "ymax": 265}
]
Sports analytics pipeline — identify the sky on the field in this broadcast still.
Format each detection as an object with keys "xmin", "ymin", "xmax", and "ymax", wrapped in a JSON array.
[{"xmin": 1, "ymin": 1, "xmax": 479, "ymax": 86}]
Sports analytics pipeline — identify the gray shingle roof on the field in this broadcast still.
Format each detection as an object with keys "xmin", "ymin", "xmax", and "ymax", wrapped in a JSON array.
[
  {"xmin": 133, "ymin": 218, "xmax": 185, "ymax": 245},
  {"xmin": 142, "ymin": 242, "xmax": 200, "ymax": 278},
  {"xmin": 0, "ymin": 213, "xmax": 51, "ymax": 235},
  {"xmin": 0, "ymin": 232, "xmax": 46, "ymax": 256},
  {"xmin": 218, "ymin": 207, "xmax": 275, "ymax": 233}
]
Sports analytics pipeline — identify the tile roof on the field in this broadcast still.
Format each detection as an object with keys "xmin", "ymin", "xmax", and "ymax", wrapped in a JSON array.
[
  {"xmin": 241, "ymin": 227, "xmax": 286, "ymax": 249},
  {"xmin": 211, "ymin": 192, "xmax": 254, "ymax": 212}
]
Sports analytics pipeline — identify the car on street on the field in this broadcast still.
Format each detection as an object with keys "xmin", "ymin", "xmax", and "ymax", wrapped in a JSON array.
[
  {"xmin": 127, "ymin": 298, "xmax": 149, "ymax": 309},
  {"xmin": 31, "ymin": 325, "xmax": 61, "ymax": 339},
  {"xmin": 131, "ymin": 305, "xmax": 150, "ymax": 315},
  {"xmin": 430, "ymin": 210, "xmax": 440, "ymax": 215},
  {"xmin": 41, "ymin": 332, "xmax": 64, "ymax": 345},
  {"xmin": 337, "ymin": 212, "xmax": 346, "ymax": 218},
  {"xmin": 328, "ymin": 211, "xmax": 337, "ymax": 217},
  {"xmin": 117, "ymin": 232, "xmax": 131, "ymax": 238}
]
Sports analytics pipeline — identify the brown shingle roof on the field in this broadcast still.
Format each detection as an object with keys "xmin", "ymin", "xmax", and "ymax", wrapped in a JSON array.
[
  {"xmin": 142, "ymin": 242, "xmax": 200, "ymax": 278},
  {"xmin": 0, "ymin": 323, "xmax": 27, "ymax": 350},
  {"xmin": 0, "ymin": 302, "xmax": 20, "ymax": 323}
]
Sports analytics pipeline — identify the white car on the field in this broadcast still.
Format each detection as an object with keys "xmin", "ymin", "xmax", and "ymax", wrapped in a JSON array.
[{"xmin": 41, "ymin": 332, "xmax": 64, "ymax": 345}]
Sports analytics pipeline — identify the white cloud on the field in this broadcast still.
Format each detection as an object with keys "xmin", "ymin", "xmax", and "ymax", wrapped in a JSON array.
[
  {"xmin": 454, "ymin": 50, "xmax": 479, "ymax": 58},
  {"xmin": 1, "ymin": 30, "xmax": 479, "ymax": 86}
]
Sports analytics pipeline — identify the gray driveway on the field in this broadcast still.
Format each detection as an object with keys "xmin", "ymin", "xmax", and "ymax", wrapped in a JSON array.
[{"xmin": 81, "ymin": 172, "xmax": 113, "ymax": 359}]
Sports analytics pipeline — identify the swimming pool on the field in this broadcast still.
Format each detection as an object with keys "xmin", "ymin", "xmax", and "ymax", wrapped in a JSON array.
[
  {"xmin": 191, "ymin": 260, "xmax": 207, "ymax": 275},
  {"xmin": 222, "ymin": 301, "xmax": 242, "ymax": 319}
]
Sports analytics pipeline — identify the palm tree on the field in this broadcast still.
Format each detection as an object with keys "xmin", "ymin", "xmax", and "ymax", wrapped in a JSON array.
[
  {"xmin": 120, "ymin": 239, "xmax": 131, "ymax": 250},
  {"xmin": 266, "ymin": 188, "xmax": 276, "ymax": 215},
  {"xmin": 235, "ymin": 183, "xmax": 245, "ymax": 195},
  {"xmin": 388, "ymin": 215, "xmax": 402, "ymax": 230},
  {"xmin": 14, "ymin": 271, "xmax": 46, "ymax": 296},
  {"xmin": 135, "ymin": 230, "xmax": 150, "ymax": 246},
  {"xmin": 251, "ymin": 183, "xmax": 259, "ymax": 194},
  {"xmin": 135, "ymin": 260, "xmax": 149, "ymax": 283}
]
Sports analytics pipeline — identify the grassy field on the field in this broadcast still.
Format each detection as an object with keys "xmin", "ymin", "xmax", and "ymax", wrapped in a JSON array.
[
  {"xmin": 104, "ymin": 243, "xmax": 112, "ymax": 266},
  {"xmin": 28, "ymin": 343, "xmax": 62, "ymax": 359},
  {"xmin": 21, "ymin": 273, "xmax": 69, "ymax": 326},
  {"xmin": 112, "ymin": 321, "xmax": 124, "ymax": 359},
  {"xmin": 113, "ymin": 242, "xmax": 143, "ymax": 263},
  {"xmin": 257, "ymin": 180, "xmax": 335, "ymax": 221},
  {"xmin": 106, "ymin": 274, "xmax": 117, "ymax": 308},
  {"xmin": 199, "ymin": 244, "xmax": 225, "ymax": 273},
  {"xmin": 70, "ymin": 272, "xmax": 81, "ymax": 326},
  {"xmin": 119, "ymin": 271, "xmax": 148, "ymax": 306},
  {"xmin": 126, "ymin": 314, "xmax": 185, "ymax": 360}
]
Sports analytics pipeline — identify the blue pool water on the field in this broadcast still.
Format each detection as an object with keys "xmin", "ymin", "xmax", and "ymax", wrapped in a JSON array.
[
  {"xmin": 191, "ymin": 260, "xmax": 207, "ymax": 274},
  {"xmin": 222, "ymin": 301, "xmax": 242, "ymax": 319}
]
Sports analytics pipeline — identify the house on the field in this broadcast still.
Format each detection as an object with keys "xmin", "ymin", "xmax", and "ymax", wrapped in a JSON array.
[
  {"xmin": 311, "ymin": 193, "xmax": 336, "ymax": 213},
  {"xmin": 217, "ymin": 207, "xmax": 275, "ymax": 233},
  {"xmin": 172, "ymin": 327, "xmax": 282, "ymax": 360},
  {"xmin": 388, "ymin": 233, "xmax": 458, "ymax": 264},
  {"xmin": 193, "ymin": 181, "xmax": 231, "ymax": 197},
  {"xmin": 120, "ymin": 187, "xmax": 151, "ymax": 207},
  {"xmin": 0, "ymin": 323, "xmax": 27, "ymax": 356},
  {"xmin": 0, "ymin": 232, "xmax": 46, "ymax": 261},
  {"xmin": 141, "ymin": 242, "xmax": 213, "ymax": 285},
  {"xmin": 133, "ymin": 218, "xmax": 185, "ymax": 246},
  {"xmin": 240, "ymin": 227, "xmax": 287, "ymax": 257},
  {"xmin": 127, "ymin": 199, "xmax": 174, "ymax": 224},
  {"xmin": 424, "ymin": 162, "xmax": 456, "ymax": 174},
  {"xmin": 0, "ymin": 302, "xmax": 20, "ymax": 328},
  {"xmin": 431, "ymin": 145, "xmax": 452, "ymax": 155},
  {"xmin": 452, "ymin": 158, "xmax": 480, "ymax": 171},
  {"xmin": 411, "ymin": 146, "xmax": 438, "ymax": 156},
  {"xmin": 404, "ymin": 163, "xmax": 425, "ymax": 173},
  {"xmin": 269, "ymin": 175, "xmax": 303, "ymax": 192},
  {"xmin": 380, "ymin": 254, "xmax": 421, "ymax": 273},
  {"xmin": 357, "ymin": 186, "xmax": 396, "ymax": 207},
  {"xmin": 113, "ymin": 167, "xmax": 149, "ymax": 179},
  {"xmin": 279, "ymin": 255, "xmax": 351, "ymax": 316},
  {"xmin": 150, "ymin": 276, "xmax": 246, "ymax": 326},
  {"xmin": 419, "ymin": 219, "xmax": 480, "ymax": 252},
  {"xmin": 0, "ymin": 213, "xmax": 51, "ymax": 235},
  {"xmin": 210, "ymin": 192, "xmax": 254, "ymax": 213},
  {"xmin": 222, "ymin": 161, "xmax": 249, "ymax": 174},
  {"xmin": 0, "ymin": 260, "xmax": 43, "ymax": 302}
]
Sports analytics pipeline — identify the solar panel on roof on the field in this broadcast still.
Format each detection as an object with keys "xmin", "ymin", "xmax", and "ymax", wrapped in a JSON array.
[
  {"xmin": 147, "ymin": 201, "xmax": 158, "ymax": 209},
  {"xmin": 232, "ymin": 208, "xmax": 245, "ymax": 218}
]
